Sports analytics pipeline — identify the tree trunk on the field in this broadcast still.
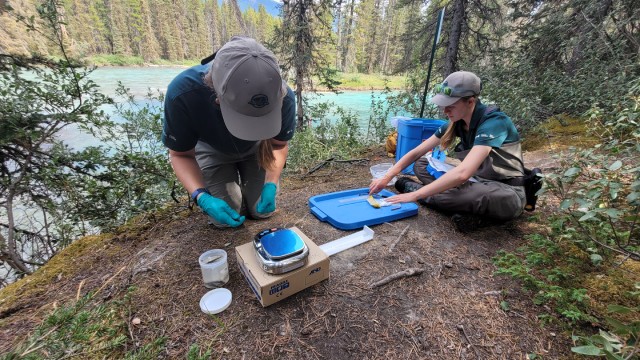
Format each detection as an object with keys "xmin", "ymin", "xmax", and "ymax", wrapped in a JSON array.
[
  {"xmin": 381, "ymin": 0, "xmax": 396, "ymax": 74},
  {"xmin": 295, "ymin": 0, "xmax": 308, "ymax": 129},
  {"xmin": 230, "ymin": 0, "xmax": 247, "ymax": 34},
  {"xmin": 565, "ymin": 0, "xmax": 614, "ymax": 75},
  {"xmin": 340, "ymin": 0, "xmax": 355, "ymax": 72},
  {"xmin": 443, "ymin": 0, "xmax": 466, "ymax": 76},
  {"xmin": 334, "ymin": 0, "xmax": 343, "ymax": 70},
  {"xmin": 2, "ymin": 195, "xmax": 32, "ymax": 275}
]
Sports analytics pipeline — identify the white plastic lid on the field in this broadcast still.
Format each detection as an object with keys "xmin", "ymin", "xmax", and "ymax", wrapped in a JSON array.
[{"xmin": 199, "ymin": 288, "xmax": 232, "ymax": 314}]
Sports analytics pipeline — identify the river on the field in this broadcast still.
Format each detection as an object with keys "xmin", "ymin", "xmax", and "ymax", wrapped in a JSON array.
[{"xmin": 56, "ymin": 66, "xmax": 413, "ymax": 148}]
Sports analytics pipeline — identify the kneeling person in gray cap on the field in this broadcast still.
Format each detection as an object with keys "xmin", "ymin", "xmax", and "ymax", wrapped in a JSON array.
[
  {"xmin": 369, "ymin": 71, "xmax": 526, "ymax": 232},
  {"xmin": 163, "ymin": 36, "xmax": 296, "ymax": 227}
]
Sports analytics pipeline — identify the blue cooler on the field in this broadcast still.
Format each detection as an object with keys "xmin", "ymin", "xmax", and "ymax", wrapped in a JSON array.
[{"xmin": 396, "ymin": 118, "xmax": 446, "ymax": 175}]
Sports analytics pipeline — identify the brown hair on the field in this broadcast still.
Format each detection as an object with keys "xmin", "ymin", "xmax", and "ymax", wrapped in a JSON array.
[
  {"xmin": 203, "ymin": 65, "xmax": 282, "ymax": 170},
  {"xmin": 258, "ymin": 140, "xmax": 276, "ymax": 170},
  {"xmin": 439, "ymin": 96, "xmax": 475, "ymax": 149}
]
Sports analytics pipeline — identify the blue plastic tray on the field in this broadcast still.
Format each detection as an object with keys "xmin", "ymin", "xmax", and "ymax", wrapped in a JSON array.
[{"xmin": 308, "ymin": 188, "xmax": 419, "ymax": 230}]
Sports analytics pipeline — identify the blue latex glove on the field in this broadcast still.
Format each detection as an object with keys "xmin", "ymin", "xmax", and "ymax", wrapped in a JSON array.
[
  {"xmin": 197, "ymin": 193, "xmax": 245, "ymax": 227},
  {"xmin": 256, "ymin": 182, "xmax": 277, "ymax": 214}
]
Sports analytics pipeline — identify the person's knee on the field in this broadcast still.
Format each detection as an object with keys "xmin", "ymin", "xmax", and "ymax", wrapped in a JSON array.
[
  {"xmin": 413, "ymin": 157, "xmax": 430, "ymax": 183},
  {"xmin": 248, "ymin": 207, "xmax": 275, "ymax": 220},
  {"xmin": 489, "ymin": 192, "xmax": 523, "ymax": 220}
]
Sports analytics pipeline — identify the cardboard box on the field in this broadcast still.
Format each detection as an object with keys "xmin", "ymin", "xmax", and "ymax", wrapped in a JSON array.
[{"xmin": 236, "ymin": 227, "xmax": 329, "ymax": 307}]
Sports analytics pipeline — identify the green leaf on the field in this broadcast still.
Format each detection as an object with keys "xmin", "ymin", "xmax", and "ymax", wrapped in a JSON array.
[
  {"xmin": 603, "ymin": 349, "xmax": 624, "ymax": 360},
  {"xmin": 571, "ymin": 345, "xmax": 602, "ymax": 355},
  {"xmin": 559, "ymin": 199, "xmax": 574, "ymax": 210},
  {"xmin": 608, "ymin": 160, "xmax": 622, "ymax": 171},
  {"xmin": 579, "ymin": 211, "xmax": 597, "ymax": 221},
  {"xmin": 607, "ymin": 305, "xmax": 632, "ymax": 314},
  {"xmin": 500, "ymin": 301, "xmax": 510, "ymax": 311},
  {"xmin": 604, "ymin": 209, "xmax": 621, "ymax": 218},
  {"xmin": 564, "ymin": 167, "xmax": 581, "ymax": 177},
  {"xmin": 590, "ymin": 254, "xmax": 603, "ymax": 265}
]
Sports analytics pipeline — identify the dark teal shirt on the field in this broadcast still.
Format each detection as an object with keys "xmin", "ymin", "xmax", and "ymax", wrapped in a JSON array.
[
  {"xmin": 434, "ymin": 100, "xmax": 519, "ymax": 149},
  {"xmin": 162, "ymin": 64, "xmax": 296, "ymax": 153}
]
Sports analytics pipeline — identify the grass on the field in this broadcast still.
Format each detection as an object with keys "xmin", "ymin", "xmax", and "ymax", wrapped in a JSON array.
[{"xmin": 330, "ymin": 72, "xmax": 406, "ymax": 90}]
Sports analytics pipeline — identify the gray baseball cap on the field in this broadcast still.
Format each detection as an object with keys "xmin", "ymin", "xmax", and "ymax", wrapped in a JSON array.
[
  {"xmin": 211, "ymin": 36, "xmax": 283, "ymax": 141},
  {"xmin": 430, "ymin": 71, "xmax": 481, "ymax": 107}
]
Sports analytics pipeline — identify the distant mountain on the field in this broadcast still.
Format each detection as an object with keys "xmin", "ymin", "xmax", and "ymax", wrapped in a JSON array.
[{"xmin": 237, "ymin": 0, "xmax": 282, "ymax": 17}]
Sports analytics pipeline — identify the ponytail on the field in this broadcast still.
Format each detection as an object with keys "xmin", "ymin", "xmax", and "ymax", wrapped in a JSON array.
[
  {"xmin": 258, "ymin": 140, "xmax": 275, "ymax": 170},
  {"xmin": 439, "ymin": 122, "xmax": 457, "ymax": 149}
]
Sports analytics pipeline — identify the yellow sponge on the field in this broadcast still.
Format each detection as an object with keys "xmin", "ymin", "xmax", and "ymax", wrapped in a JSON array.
[{"xmin": 367, "ymin": 195, "xmax": 381, "ymax": 208}]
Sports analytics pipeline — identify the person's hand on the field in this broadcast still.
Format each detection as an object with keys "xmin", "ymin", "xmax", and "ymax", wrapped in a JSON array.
[
  {"xmin": 385, "ymin": 192, "xmax": 420, "ymax": 204},
  {"xmin": 257, "ymin": 182, "xmax": 277, "ymax": 214},
  {"xmin": 369, "ymin": 175, "xmax": 392, "ymax": 195},
  {"xmin": 197, "ymin": 193, "xmax": 245, "ymax": 227}
]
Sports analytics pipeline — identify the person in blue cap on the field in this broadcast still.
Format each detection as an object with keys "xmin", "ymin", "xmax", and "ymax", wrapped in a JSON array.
[
  {"xmin": 369, "ymin": 71, "xmax": 527, "ymax": 232},
  {"xmin": 163, "ymin": 36, "xmax": 296, "ymax": 228}
]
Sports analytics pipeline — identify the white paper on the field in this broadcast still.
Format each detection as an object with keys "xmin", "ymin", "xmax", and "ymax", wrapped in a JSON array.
[{"xmin": 426, "ymin": 154, "xmax": 478, "ymax": 183}]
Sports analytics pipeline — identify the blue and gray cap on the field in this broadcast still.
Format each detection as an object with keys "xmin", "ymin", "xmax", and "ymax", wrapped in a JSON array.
[
  {"xmin": 430, "ymin": 71, "xmax": 481, "ymax": 107},
  {"xmin": 211, "ymin": 36, "xmax": 283, "ymax": 141}
]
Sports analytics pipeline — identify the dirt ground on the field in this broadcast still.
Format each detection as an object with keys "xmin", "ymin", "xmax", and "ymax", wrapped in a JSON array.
[{"xmin": 0, "ymin": 147, "xmax": 573, "ymax": 359}]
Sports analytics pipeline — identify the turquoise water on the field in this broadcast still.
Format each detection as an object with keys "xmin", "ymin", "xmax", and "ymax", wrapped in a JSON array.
[
  {"xmin": 89, "ymin": 66, "xmax": 410, "ymax": 122},
  {"xmin": 56, "ymin": 67, "xmax": 414, "ymax": 148}
]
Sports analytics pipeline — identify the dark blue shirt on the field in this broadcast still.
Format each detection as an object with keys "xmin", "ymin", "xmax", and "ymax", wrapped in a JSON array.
[{"xmin": 162, "ymin": 64, "xmax": 296, "ymax": 153}]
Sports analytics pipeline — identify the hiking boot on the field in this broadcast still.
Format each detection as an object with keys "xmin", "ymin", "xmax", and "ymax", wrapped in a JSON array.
[
  {"xmin": 394, "ymin": 177, "xmax": 428, "ymax": 205},
  {"xmin": 395, "ymin": 177, "xmax": 424, "ymax": 193},
  {"xmin": 451, "ymin": 213, "xmax": 493, "ymax": 233}
]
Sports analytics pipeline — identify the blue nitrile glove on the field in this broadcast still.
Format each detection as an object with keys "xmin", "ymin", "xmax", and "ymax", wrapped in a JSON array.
[
  {"xmin": 197, "ymin": 193, "xmax": 245, "ymax": 227},
  {"xmin": 256, "ymin": 182, "xmax": 277, "ymax": 214}
]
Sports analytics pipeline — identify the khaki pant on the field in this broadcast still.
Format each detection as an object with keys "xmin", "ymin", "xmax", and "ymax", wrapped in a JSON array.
[
  {"xmin": 195, "ymin": 141, "xmax": 274, "ymax": 227},
  {"xmin": 413, "ymin": 157, "xmax": 525, "ymax": 221}
]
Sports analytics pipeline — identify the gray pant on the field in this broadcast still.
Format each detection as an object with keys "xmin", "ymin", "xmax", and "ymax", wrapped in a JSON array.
[
  {"xmin": 195, "ymin": 141, "xmax": 274, "ymax": 227},
  {"xmin": 414, "ymin": 157, "xmax": 526, "ymax": 221}
]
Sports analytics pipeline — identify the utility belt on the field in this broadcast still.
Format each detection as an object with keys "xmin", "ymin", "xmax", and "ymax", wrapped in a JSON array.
[{"xmin": 495, "ymin": 168, "xmax": 544, "ymax": 212}]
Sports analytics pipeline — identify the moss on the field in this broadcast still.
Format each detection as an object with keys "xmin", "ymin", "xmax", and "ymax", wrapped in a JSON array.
[
  {"xmin": 0, "ymin": 234, "xmax": 113, "ymax": 313},
  {"xmin": 522, "ymin": 115, "xmax": 600, "ymax": 151},
  {"xmin": 583, "ymin": 259, "xmax": 640, "ymax": 323}
]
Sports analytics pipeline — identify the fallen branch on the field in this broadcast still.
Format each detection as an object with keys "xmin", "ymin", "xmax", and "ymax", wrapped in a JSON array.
[
  {"xmin": 457, "ymin": 324, "xmax": 481, "ymax": 359},
  {"xmin": 369, "ymin": 267, "xmax": 424, "ymax": 288},
  {"xmin": 389, "ymin": 225, "xmax": 410, "ymax": 252}
]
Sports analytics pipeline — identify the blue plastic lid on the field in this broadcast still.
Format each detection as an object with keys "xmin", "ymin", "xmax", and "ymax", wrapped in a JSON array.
[
  {"xmin": 309, "ymin": 188, "xmax": 418, "ymax": 230},
  {"xmin": 256, "ymin": 228, "xmax": 305, "ymax": 259}
]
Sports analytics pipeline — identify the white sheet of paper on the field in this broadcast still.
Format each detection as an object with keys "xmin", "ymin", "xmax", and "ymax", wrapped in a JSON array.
[{"xmin": 426, "ymin": 154, "xmax": 478, "ymax": 183}]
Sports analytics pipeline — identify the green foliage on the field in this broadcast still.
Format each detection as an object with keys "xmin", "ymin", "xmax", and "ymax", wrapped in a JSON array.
[
  {"xmin": 493, "ymin": 233, "xmax": 595, "ymax": 325},
  {"xmin": 73, "ymin": 84, "xmax": 176, "ymax": 231},
  {"xmin": 0, "ymin": 288, "xmax": 166, "ymax": 359},
  {"xmin": 571, "ymin": 283, "xmax": 640, "ymax": 359},
  {"xmin": 541, "ymin": 80, "xmax": 640, "ymax": 261},
  {"xmin": 365, "ymin": 85, "xmax": 394, "ymax": 143},
  {"xmin": 1, "ymin": 2, "xmax": 178, "ymax": 283},
  {"xmin": 476, "ymin": 1, "xmax": 640, "ymax": 133},
  {"xmin": 286, "ymin": 99, "xmax": 364, "ymax": 172},
  {"xmin": 186, "ymin": 344, "xmax": 213, "ymax": 360},
  {"xmin": 494, "ymin": 67, "xmax": 639, "ymax": 356}
]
